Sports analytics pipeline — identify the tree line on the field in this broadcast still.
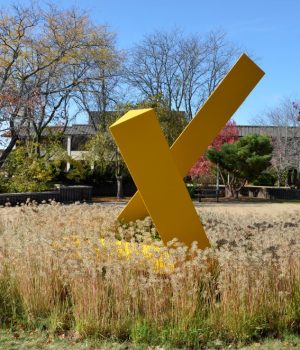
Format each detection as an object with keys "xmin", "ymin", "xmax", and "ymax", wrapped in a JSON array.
[
  {"xmin": 0, "ymin": 3, "xmax": 299, "ymax": 196},
  {"xmin": 0, "ymin": 3, "xmax": 239, "ymax": 165}
]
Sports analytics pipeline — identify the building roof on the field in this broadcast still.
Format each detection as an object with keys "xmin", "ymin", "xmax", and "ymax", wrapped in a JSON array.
[
  {"xmin": 1, "ymin": 124, "xmax": 97, "ymax": 138},
  {"xmin": 64, "ymin": 124, "xmax": 97, "ymax": 136},
  {"xmin": 42, "ymin": 123, "xmax": 300, "ymax": 139},
  {"xmin": 237, "ymin": 125, "xmax": 300, "ymax": 138},
  {"xmin": 2, "ymin": 121, "xmax": 300, "ymax": 139}
]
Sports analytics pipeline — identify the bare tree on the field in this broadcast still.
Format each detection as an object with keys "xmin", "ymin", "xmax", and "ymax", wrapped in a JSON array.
[
  {"xmin": 0, "ymin": 4, "xmax": 40, "ymax": 164},
  {"xmin": 74, "ymin": 44, "xmax": 125, "ymax": 128},
  {"xmin": 125, "ymin": 29, "xmax": 238, "ymax": 120},
  {"xmin": 0, "ymin": 3, "xmax": 117, "ymax": 165},
  {"xmin": 253, "ymin": 98, "xmax": 300, "ymax": 185}
]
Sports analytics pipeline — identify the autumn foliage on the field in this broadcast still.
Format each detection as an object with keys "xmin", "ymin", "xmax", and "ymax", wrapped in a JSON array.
[{"xmin": 189, "ymin": 120, "xmax": 239, "ymax": 180}]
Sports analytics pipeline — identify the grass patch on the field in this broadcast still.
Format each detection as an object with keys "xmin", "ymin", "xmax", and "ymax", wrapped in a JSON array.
[
  {"xmin": 0, "ymin": 330, "xmax": 299, "ymax": 349},
  {"xmin": 0, "ymin": 203, "xmax": 299, "ymax": 348}
]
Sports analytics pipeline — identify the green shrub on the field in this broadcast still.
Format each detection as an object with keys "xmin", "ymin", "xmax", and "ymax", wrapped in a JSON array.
[
  {"xmin": 253, "ymin": 170, "xmax": 277, "ymax": 186},
  {"xmin": 2, "ymin": 140, "xmax": 67, "ymax": 193}
]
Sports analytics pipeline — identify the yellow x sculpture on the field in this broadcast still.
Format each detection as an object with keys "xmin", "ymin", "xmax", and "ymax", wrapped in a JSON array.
[{"xmin": 110, "ymin": 54, "xmax": 264, "ymax": 249}]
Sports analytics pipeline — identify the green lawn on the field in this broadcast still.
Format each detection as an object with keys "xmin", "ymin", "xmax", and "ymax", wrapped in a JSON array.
[
  {"xmin": 0, "ymin": 330, "xmax": 132, "ymax": 350},
  {"xmin": 0, "ymin": 330, "xmax": 299, "ymax": 350}
]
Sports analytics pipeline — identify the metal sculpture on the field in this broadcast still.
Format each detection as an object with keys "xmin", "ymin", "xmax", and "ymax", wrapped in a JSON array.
[{"xmin": 110, "ymin": 54, "xmax": 264, "ymax": 248}]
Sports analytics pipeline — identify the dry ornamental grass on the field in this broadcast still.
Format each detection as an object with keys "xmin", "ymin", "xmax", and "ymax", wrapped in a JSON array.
[{"xmin": 0, "ymin": 202, "xmax": 299, "ymax": 348}]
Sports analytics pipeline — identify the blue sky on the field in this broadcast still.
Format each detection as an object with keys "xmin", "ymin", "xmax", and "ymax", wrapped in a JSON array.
[{"xmin": 2, "ymin": 0, "xmax": 300, "ymax": 124}]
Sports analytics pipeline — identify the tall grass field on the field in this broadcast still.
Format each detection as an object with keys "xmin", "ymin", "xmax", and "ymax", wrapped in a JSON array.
[{"xmin": 0, "ymin": 203, "xmax": 299, "ymax": 348}]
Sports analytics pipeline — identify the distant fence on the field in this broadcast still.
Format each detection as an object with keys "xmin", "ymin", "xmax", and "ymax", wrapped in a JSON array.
[
  {"xmin": 2, "ymin": 184, "xmax": 299, "ymax": 206},
  {"xmin": 266, "ymin": 188, "xmax": 300, "ymax": 200},
  {"xmin": 0, "ymin": 185, "xmax": 92, "ymax": 206},
  {"xmin": 240, "ymin": 186, "xmax": 300, "ymax": 200},
  {"xmin": 92, "ymin": 180, "xmax": 137, "ymax": 197},
  {"xmin": 190, "ymin": 185, "xmax": 300, "ymax": 201}
]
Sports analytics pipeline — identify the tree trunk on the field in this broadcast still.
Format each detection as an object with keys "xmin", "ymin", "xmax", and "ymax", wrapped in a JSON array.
[
  {"xmin": 225, "ymin": 186, "xmax": 232, "ymax": 197},
  {"xmin": 0, "ymin": 134, "xmax": 18, "ymax": 168},
  {"xmin": 36, "ymin": 133, "xmax": 42, "ymax": 157},
  {"xmin": 116, "ymin": 174, "xmax": 124, "ymax": 199},
  {"xmin": 230, "ymin": 188, "xmax": 235, "ymax": 198}
]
